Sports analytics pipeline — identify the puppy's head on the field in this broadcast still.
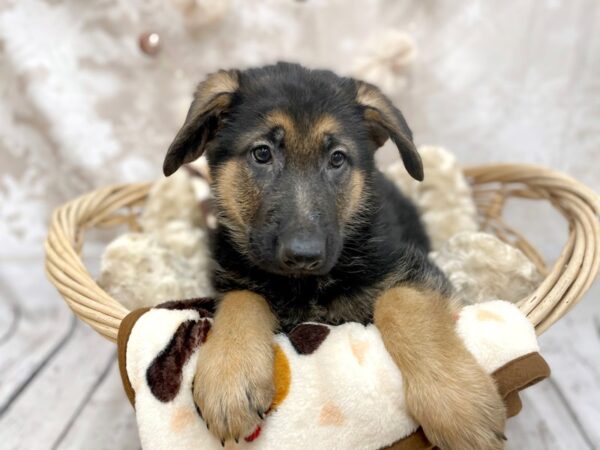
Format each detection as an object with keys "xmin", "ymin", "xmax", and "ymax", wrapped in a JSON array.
[{"xmin": 164, "ymin": 63, "xmax": 422, "ymax": 276}]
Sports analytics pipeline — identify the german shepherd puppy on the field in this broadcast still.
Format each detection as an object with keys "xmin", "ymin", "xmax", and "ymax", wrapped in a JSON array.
[{"xmin": 163, "ymin": 62, "xmax": 506, "ymax": 449}]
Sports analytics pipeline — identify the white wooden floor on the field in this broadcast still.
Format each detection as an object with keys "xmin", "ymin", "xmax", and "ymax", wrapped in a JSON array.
[{"xmin": 0, "ymin": 258, "xmax": 599, "ymax": 450}]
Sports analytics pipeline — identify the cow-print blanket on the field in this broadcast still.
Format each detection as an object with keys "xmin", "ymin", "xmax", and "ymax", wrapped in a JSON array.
[{"xmin": 117, "ymin": 298, "xmax": 549, "ymax": 450}]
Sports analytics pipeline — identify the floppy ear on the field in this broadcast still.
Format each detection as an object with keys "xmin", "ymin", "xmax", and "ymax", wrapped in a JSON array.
[
  {"xmin": 355, "ymin": 81, "xmax": 423, "ymax": 181},
  {"xmin": 163, "ymin": 69, "xmax": 240, "ymax": 176}
]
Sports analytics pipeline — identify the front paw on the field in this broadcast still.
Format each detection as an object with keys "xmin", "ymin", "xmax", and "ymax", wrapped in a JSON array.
[
  {"xmin": 407, "ymin": 364, "xmax": 507, "ymax": 450},
  {"xmin": 193, "ymin": 335, "xmax": 274, "ymax": 444}
]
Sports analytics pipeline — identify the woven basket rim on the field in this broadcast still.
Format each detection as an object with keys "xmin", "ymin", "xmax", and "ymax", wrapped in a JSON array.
[{"xmin": 45, "ymin": 163, "xmax": 600, "ymax": 342}]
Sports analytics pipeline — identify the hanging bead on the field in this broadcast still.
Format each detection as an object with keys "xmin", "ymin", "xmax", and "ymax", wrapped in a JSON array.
[{"xmin": 139, "ymin": 32, "xmax": 161, "ymax": 56}]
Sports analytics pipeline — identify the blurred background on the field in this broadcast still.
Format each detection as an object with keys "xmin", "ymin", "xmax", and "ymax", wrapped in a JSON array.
[{"xmin": 0, "ymin": 0, "xmax": 598, "ymax": 449}]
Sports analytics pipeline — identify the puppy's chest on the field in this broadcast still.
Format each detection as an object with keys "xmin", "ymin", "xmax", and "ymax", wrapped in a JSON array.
[
  {"xmin": 266, "ymin": 279, "xmax": 381, "ymax": 332},
  {"xmin": 212, "ymin": 243, "xmax": 392, "ymax": 331}
]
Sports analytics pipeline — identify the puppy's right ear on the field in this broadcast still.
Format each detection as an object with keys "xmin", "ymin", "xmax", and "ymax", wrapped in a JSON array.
[{"xmin": 163, "ymin": 69, "xmax": 240, "ymax": 176}]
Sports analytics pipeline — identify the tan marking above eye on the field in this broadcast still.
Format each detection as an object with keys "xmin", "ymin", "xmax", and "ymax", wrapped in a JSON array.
[
  {"xmin": 259, "ymin": 111, "xmax": 348, "ymax": 162},
  {"xmin": 312, "ymin": 114, "xmax": 341, "ymax": 139},
  {"xmin": 264, "ymin": 110, "xmax": 297, "ymax": 137}
]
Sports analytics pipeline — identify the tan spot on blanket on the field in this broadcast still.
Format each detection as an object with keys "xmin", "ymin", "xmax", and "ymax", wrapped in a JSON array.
[
  {"xmin": 477, "ymin": 309, "xmax": 504, "ymax": 322},
  {"xmin": 319, "ymin": 402, "xmax": 345, "ymax": 426},
  {"xmin": 170, "ymin": 407, "xmax": 195, "ymax": 432},
  {"xmin": 269, "ymin": 344, "xmax": 291, "ymax": 411},
  {"xmin": 351, "ymin": 340, "xmax": 369, "ymax": 365}
]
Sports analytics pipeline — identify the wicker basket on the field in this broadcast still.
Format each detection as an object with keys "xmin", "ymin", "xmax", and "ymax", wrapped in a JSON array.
[{"xmin": 45, "ymin": 164, "xmax": 600, "ymax": 343}]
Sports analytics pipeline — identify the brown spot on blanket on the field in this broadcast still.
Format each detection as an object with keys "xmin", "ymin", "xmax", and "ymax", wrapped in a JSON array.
[
  {"xmin": 147, "ymin": 319, "xmax": 211, "ymax": 402},
  {"xmin": 288, "ymin": 323, "xmax": 330, "ymax": 355}
]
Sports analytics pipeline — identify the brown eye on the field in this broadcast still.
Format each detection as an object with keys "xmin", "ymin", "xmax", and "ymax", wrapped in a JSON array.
[
  {"xmin": 329, "ymin": 150, "xmax": 346, "ymax": 168},
  {"xmin": 252, "ymin": 145, "xmax": 272, "ymax": 164}
]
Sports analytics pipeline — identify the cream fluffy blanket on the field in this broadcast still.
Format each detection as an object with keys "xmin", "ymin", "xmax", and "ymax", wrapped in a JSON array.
[{"xmin": 118, "ymin": 298, "xmax": 549, "ymax": 450}]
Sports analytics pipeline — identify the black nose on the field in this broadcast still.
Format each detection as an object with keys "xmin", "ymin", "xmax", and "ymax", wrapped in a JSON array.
[{"xmin": 279, "ymin": 236, "xmax": 325, "ymax": 272}]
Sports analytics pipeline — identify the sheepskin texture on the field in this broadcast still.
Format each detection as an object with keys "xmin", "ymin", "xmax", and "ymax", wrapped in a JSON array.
[
  {"xmin": 99, "ymin": 146, "xmax": 542, "ymax": 310},
  {"xmin": 384, "ymin": 146, "xmax": 479, "ymax": 251},
  {"xmin": 431, "ymin": 232, "xmax": 543, "ymax": 305},
  {"xmin": 139, "ymin": 168, "xmax": 205, "ymax": 231},
  {"xmin": 98, "ymin": 170, "xmax": 214, "ymax": 311},
  {"xmin": 120, "ymin": 299, "xmax": 548, "ymax": 450}
]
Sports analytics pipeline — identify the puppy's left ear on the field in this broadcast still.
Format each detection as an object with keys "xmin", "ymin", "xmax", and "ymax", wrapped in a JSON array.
[
  {"xmin": 355, "ymin": 81, "xmax": 423, "ymax": 181},
  {"xmin": 163, "ymin": 69, "xmax": 240, "ymax": 176}
]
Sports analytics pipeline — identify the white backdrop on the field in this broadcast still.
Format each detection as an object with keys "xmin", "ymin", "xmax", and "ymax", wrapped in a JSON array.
[
  {"xmin": 1, "ymin": 0, "xmax": 598, "ymax": 259},
  {"xmin": 1, "ymin": 2, "xmax": 599, "ymax": 448}
]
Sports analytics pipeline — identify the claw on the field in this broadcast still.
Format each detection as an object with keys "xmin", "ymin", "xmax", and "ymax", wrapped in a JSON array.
[
  {"xmin": 258, "ymin": 410, "xmax": 264, "ymax": 420},
  {"xmin": 220, "ymin": 439, "xmax": 225, "ymax": 447},
  {"xmin": 194, "ymin": 403, "xmax": 203, "ymax": 420}
]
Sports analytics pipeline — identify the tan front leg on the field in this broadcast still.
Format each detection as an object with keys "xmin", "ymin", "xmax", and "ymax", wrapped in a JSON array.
[
  {"xmin": 374, "ymin": 285, "xmax": 506, "ymax": 450},
  {"xmin": 193, "ymin": 291, "xmax": 277, "ymax": 444}
]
